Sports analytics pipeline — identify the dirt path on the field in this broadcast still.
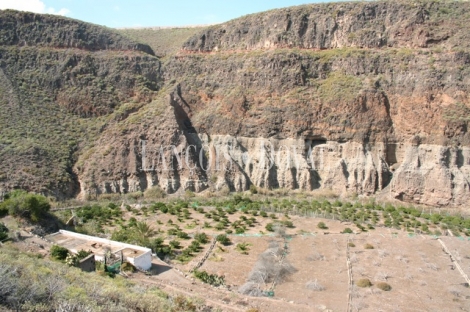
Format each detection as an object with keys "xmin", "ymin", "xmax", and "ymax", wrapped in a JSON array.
[
  {"xmin": 138, "ymin": 278, "xmax": 244, "ymax": 312},
  {"xmin": 437, "ymin": 238, "xmax": 470, "ymax": 285},
  {"xmin": 346, "ymin": 237, "xmax": 353, "ymax": 312}
]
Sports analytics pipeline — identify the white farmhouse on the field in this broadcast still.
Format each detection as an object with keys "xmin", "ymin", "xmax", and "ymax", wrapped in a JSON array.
[{"xmin": 47, "ymin": 230, "xmax": 152, "ymax": 271}]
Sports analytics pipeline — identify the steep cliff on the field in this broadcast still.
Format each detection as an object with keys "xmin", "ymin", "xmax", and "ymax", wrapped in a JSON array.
[
  {"xmin": 1, "ymin": 1, "xmax": 470, "ymax": 206},
  {"xmin": 79, "ymin": 46, "xmax": 470, "ymax": 206}
]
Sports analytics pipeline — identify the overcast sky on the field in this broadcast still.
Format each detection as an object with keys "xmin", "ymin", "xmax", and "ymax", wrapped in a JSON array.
[{"xmin": 0, "ymin": 0, "xmax": 352, "ymax": 28}]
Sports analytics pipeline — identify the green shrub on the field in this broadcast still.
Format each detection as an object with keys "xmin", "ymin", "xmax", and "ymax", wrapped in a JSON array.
[
  {"xmin": 376, "ymin": 282, "xmax": 392, "ymax": 291},
  {"xmin": 193, "ymin": 269, "xmax": 225, "ymax": 286},
  {"xmin": 0, "ymin": 222, "xmax": 8, "ymax": 241},
  {"xmin": 177, "ymin": 231, "xmax": 190, "ymax": 239},
  {"xmin": 144, "ymin": 186, "xmax": 166, "ymax": 199},
  {"xmin": 348, "ymin": 242, "xmax": 356, "ymax": 247},
  {"xmin": 216, "ymin": 234, "xmax": 231, "ymax": 246},
  {"xmin": 50, "ymin": 245, "xmax": 69, "ymax": 260},
  {"xmin": 75, "ymin": 249, "xmax": 92, "ymax": 261},
  {"xmin": 342, "ymin": 227, "xmax": 353, "ymax": 234},
  {"xmin": 188, "ymin": 240, "xmax": 201, "ymax": 252},
  {"xmin": 317, "ymin": 222, "xmax": 328, "ymax": 230},
  {"xmin": 421, "ymin": 223, "xmax": 429, "ymax": 232},
  {"xmin": 169, "ymin": 240, "xmax": 181, "ymax": 249},
  {"xmin": 249, "ymin": 184, "xmax": 258, "ymax": 194},
  {"xmin": 236, "ymin": 242, "xmax": 251, "ymax": 255},
  {"xmin": 265, "ymin": 223, "xmax": 274, "ymax": 232},
  {"xmin": 184, "ymin": 190, "xmax": 195, "ymax": 199},
  {"xmin": 356, "ymin": 278, "xmax": 372, "ymax": 287},
  {"xmin": 1, "ymin": 191, "xmax": 50, "ymax": 222},
  {"xmin": 194, "ymin": 232, "xmax": 209, "ymax": 244},
  {"xmin": 65, "ymin": 249, "xmax": 92, "ymax": 267},
  {"xmin": 282, "ymin": 220, "xmax": 294, "ymax": 228},
  {"xmin": 0, "ymin": 205, "xmax": 7, "ymax": 217},
  {"xmin": 215, "ymin": 222, "xmax": 226, "ymax": 230},
  {"xmin": 235, "ymin": 227, "xmax": 245, "ymax": 234},
  {"xmin": 364, "ymin": 243, "xmax": 374, "ymax": 249}
]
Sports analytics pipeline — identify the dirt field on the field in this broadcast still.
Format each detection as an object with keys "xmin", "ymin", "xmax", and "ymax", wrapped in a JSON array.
[{"xmin": 190, "ymin": 217, "xmax": 470, "ymax": 312}]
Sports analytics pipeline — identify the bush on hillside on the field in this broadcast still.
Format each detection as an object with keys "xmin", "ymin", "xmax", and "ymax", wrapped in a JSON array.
[
  {"xmin": 0, "ymin": 190, "xmax": 50, "ymax": 222},
  {"xmin": 50, "ymin": 245, "xmax": 69, "ymax": 260}
]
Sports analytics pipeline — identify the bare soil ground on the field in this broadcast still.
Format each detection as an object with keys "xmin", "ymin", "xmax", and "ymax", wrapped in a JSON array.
[{"xmin": 184, "ymin": 217, "xmax": 470, "ymax": 312}]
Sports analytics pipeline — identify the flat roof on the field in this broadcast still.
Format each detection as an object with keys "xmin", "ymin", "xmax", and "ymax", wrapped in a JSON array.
[{"xmin": 46, "ymin": 230, "xmax": 149, "ymax": 259}]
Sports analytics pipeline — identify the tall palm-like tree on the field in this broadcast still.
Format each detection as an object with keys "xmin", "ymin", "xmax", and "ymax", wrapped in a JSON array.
[{"xmin": 133, "ymin": 221, "xmax": 155, "ymax": 246}]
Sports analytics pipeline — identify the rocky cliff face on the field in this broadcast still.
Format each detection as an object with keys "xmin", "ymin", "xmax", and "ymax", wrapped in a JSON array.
[
  {"xmin": 1, "ymin": 1, "xmax": 470, "ymax": 206},
  {"xmin": 183, "ymin": 1, "xmax": 470, "ymax": 52}
]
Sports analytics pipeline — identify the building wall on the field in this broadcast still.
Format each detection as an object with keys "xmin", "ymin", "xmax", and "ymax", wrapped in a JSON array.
[
  {"xmin": 78, "ymin": 254, "xmax": 96, "ymax": 272},
  {"xmin": 130, "ymin": 251, "xmax": 152, "ymax": 271}
]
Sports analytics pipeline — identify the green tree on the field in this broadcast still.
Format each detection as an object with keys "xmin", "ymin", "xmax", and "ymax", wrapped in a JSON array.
[{"xmin": 132, "ymin": 221, "xmax": 155, "ymax": 246}]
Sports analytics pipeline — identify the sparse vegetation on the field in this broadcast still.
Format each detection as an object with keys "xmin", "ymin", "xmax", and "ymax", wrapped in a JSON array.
[
  {"xmin": 356, "ymin": 279, "xmax": 372, "ymax": 288},
  {"xmin": 193, "ymin": 269, "xmax": 225, "ymax": 287},
  {"xmin": 239, "ymin": 241, "xmax": 296, "ymax": 296},
  {"xmin": 376, "ymin": 282, "xmax": 392, "ymax": 291},
  {"xmin": 306, "ymin": 279, "xmax": 325, "ymax": 291},
  {"xmin": 144, "ymin": 186, "xmax": 166, "ymax": 199},
  {"xmin": 236, "ymin": 242, "xmax": 252, "ymax": 255},
  {"xmin": 118, "ymin": 27, "xmax": 204, "ymax": 57},
  {"xmin": 0, "ymin": 244, "xmax": 199, "ymax": 311}
]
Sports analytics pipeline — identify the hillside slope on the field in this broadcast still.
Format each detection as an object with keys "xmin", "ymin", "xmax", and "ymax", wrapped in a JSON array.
[
  {"xmin": 118, "ymin": 27, "xmax": 206, "ymax": 58},
  {"xmin": 1, "ymin": 1, "xmax": 470, "ymax": 206},
  {"xmin": 0, "ymin": 10, "xmax": 161, "ymax": 198}
]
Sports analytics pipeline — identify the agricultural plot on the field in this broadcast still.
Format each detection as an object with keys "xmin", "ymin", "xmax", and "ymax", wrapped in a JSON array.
[
  {"xmin": 348, "ymin": 233, "xmax": 470, "ymax": 312},
  {"xmin": 275, "ymin": 234, "xmax": 349, "ymax": 311},
  {"xmin": 51, "ymin": 195, "xmax": 470, "ymax": 311},
  {"xmin": 200, "ymin": 233, "xmax": 470, "ymax": 311}
]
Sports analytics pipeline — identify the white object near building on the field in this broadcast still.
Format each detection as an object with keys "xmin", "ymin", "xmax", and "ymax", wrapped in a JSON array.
[{"xmin": 47, "ymin": 230, "xmax": 152, "ymax": 271}]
